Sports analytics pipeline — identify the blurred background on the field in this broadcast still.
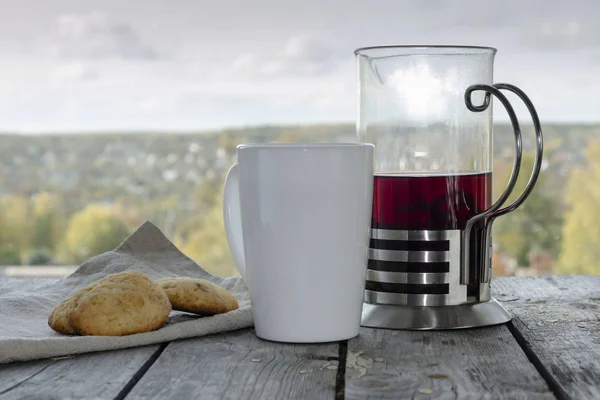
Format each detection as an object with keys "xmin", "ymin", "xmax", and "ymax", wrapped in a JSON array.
[{"xmin": 1, "ymin": 0, "xmax": 599, "ymax": 278}]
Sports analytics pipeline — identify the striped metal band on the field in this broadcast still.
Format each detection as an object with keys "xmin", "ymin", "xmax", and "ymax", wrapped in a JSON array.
[
  {"xmin": 364, "ymin": 290, "xmax": 451, "ymax": 307},
  {"xmin": 369, "ymin": 248, "xmax": 450, "ymax": 263},
  {"xmin": 365, "ymin": 270, "xmax": 449, "ymax": 284},
  {"xmin": 370, "ymin": 229, "xmax": 452, "ymax": 241}
]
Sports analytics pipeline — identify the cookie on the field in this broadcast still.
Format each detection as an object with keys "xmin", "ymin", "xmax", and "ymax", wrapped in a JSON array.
[
  {"xmin": 48, "ymin": 271, "xmax": 172, "ymax": 336},
  {"xmin": 156, "ymin": 277, "xmax": 239, "ymax": 315},
  {"xmin": 48, "ymin": 285, "xmax": 95, "ymax": 335}
]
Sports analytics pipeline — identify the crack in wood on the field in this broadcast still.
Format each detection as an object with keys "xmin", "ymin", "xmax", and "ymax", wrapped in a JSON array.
[
  {"xmin": 335, "ymin": 341, "xmax": 348, "ymax": 400},
  {"xmin": 507, "ymin": 319, "xmax": 570, "ymax": 400},
  {"xmin": 113, "ymin": 343, "xmax": 168, "ymax": 400},
  {"xmin": 0, "ymin": 362, "xmax": 54, "ymax": 396}
]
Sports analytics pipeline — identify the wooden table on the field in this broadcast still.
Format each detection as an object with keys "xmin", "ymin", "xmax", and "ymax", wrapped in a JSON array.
[{"xmin": 1, "ymin": 276, "xmax": 599, "ymax": 400}]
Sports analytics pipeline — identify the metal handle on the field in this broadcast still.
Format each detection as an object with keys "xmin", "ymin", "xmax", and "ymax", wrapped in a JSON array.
[
  {"xmin": 460, "ymin": 84, "xmax": 524, "ymax": 285},
  {"xmin": 480, "ymin": 84, "xmax": 544, "ymax": 283}
]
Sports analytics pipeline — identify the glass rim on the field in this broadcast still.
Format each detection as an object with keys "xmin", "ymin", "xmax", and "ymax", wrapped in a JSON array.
[{"xmin": 354, "ymin": 45, "xmax": 498, "ymax": 56}]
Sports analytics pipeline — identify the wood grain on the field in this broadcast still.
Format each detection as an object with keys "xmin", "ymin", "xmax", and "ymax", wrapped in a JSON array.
[
  {"xmin": 0, "ymin": 346, "xmax": 161, "ymax": 400},
  {"xmin": 0, "ymin": 359, "xmax": 53, "ymax": 396},
  {"xmin": 126, "ymin": 328, "xmax": 341, "ymax": 400},
  {"xmin": 3, "ymin": 276, "xmax": 600, "ymax": 399},
  {"xmin": 344, "ymin": 325, "xmax": 553, "ymax": 400},
  {"xmin": 495, "ymin": 275, "xmax": 600, "ymax": 400}
]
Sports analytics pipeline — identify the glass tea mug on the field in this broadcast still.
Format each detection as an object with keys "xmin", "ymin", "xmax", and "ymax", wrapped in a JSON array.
[{"xmin": 356, "ymin": 46, "xmax": 543, "ymax": 329}]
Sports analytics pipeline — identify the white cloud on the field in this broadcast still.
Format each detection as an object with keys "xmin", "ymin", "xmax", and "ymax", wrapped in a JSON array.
[
  {"xmin": 311, "ymin": 81, "xmax": 351, "ymax": 110},
  {"xmin": 526, "ymin": 19, "xmax": 597, "ymax": 50},
  {"xmin": 231, "ymin": 54, "xmax": 256, "ymax": 71},
  {"xmin": 137, "ymin": 96, "xmax": 164, "ymax": 112},
  {"xmin": 284, "ymin": 34, "xmax": 336, "ymax": 63},
  {"xmin": 44, "ymin": 11, "xmax": 159, "ymax": 61},
  {"xmin": 228, "ymin": 33, "xmax": 343, "ymax": 78},
  {"xmin": 53, "ymin": 63, "xmax": 98, "ymax": 82},
  {"xmin": 260, "ymin": 60, "xmax": 285, "ymax": 75},
  {"xmin": 0, "ymin": 0, "xmax": 599, "ymax": 131}
]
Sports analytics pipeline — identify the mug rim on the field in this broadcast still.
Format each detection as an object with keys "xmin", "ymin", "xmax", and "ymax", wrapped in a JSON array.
[{"xmin": 237, "ymin": 142, "xmax": 374, "ymax": 150}]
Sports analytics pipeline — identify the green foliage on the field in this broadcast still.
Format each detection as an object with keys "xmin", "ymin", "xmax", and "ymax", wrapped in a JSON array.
[
  {"xmin": 27, "ymin": 248, "xmax": 54, "ymax": 265},
  {"xmin": 194, "ymin": 178, "xmax": 223, "ymax": 211},
  {"xmin": 0, "ymin": 245, "xmax": 21, "ymax": 265},
  {"xmin": 168, "ymin": 177, "xmax": 240, "ymax": 277},
  {"xmin": 65, "ymin": 204, "xmax": 131, "ymax": 264},
  {"xmin": 0, "ymin": 124, "xmax": 599, "ymax": 275},
  {"xmin": 493, "ymin": 154, "xmax": 563, "ymax": 266},
  {"xmin": 178, "ymin": 205, "xmax": 238, "ymax": 277},
  {"xmin": 0, "ymin": 195, "xmax": 32, "ymax": 256},
  {"xmin": 31, "ymin": 192, "xmax": 67, "ymax": 252},
  {"xmin": 557, "ymin": 140, "xmax": 600, "ymax": 274}
]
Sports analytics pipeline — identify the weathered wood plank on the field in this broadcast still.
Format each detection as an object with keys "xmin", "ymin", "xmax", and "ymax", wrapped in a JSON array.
[
  {"xmin": 0, "ymin": 345, "xmax": 162, "ymax": 400},
  {"xmin": 495, "ymin": 275, "xmax": 600, "ymax": 400},
  {"xmin": 0, "ymin": 359, "xmax": 54, "ymax": 396},
  {"xmin": 345, "ymin": 326, "xmax": 553, "ymax": 399},
  {"xmin": 4, "ymin": 276, "xmax": 598, "ymax": 399},
  {"xmin": 0, "ymin": 278, "xmax": 160, "ymax": 400},
  {"xmin": 0, "ymin": 345, "xmax": 160, "ymax": 400},
  {"xmin": 126, "ymin": 328, "xmax": 341, "ymax": 400}
]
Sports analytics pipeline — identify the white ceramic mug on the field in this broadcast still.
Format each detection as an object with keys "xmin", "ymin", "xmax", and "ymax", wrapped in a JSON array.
[{"xmin": 223, "ymin": 143, "xmax": 374, "ymax": 343}]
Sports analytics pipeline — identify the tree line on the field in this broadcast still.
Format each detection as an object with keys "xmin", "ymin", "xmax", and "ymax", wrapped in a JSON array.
[
  {"xmin": 0, "ymin": 178, "xmax": 237, "ymax": 277},
  {"xmin": 0, "ymin": 132, "xmax": 599, "ymax": 276}
]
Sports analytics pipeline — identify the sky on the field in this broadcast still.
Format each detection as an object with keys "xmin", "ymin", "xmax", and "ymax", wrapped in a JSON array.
[{"xmin": 1, "ymin": 0, "xmax": 599, "ymax": 132}]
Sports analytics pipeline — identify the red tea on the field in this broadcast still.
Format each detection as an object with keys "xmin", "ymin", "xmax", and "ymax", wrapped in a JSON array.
[
  {"xmin": 372, "ymin": 172, "xmax": 491, "ymax": 230},
  {"xmin": 370, "ymin": 172, "xmax": 492, "ymax": 296}
]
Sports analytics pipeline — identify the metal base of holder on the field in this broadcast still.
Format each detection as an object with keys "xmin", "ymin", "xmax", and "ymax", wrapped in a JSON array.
[{"xmin": 361, "ymin": 298, "xmax": 511, "ymax": 330}]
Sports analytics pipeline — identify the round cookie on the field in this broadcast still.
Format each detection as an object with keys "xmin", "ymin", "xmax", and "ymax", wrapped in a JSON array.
[
  {"xmin": 48, "ymin": 285, "xmax": 95, "ymax": 335},
  {"xmin": 48, "ymin": 271, "xmax": 172, "ymax": 336},
  {"xmin": 156, "ymin": 277, "xmax": 239, "ymax": 315}
]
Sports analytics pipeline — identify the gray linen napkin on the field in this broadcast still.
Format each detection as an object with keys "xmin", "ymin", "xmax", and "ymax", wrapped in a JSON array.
[{"xmin": 0, "ymin": 221, "xmax": 252, "ymax": 364}]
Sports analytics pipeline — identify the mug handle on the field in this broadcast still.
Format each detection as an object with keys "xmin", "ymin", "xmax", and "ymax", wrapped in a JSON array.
[
  {"xmin": 459, "ymin": 84, "xmax": 524, "ymax": 285},
  {"xmin": 222, "ymin": 163, "xmax": 247, "ymax": 282}
]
